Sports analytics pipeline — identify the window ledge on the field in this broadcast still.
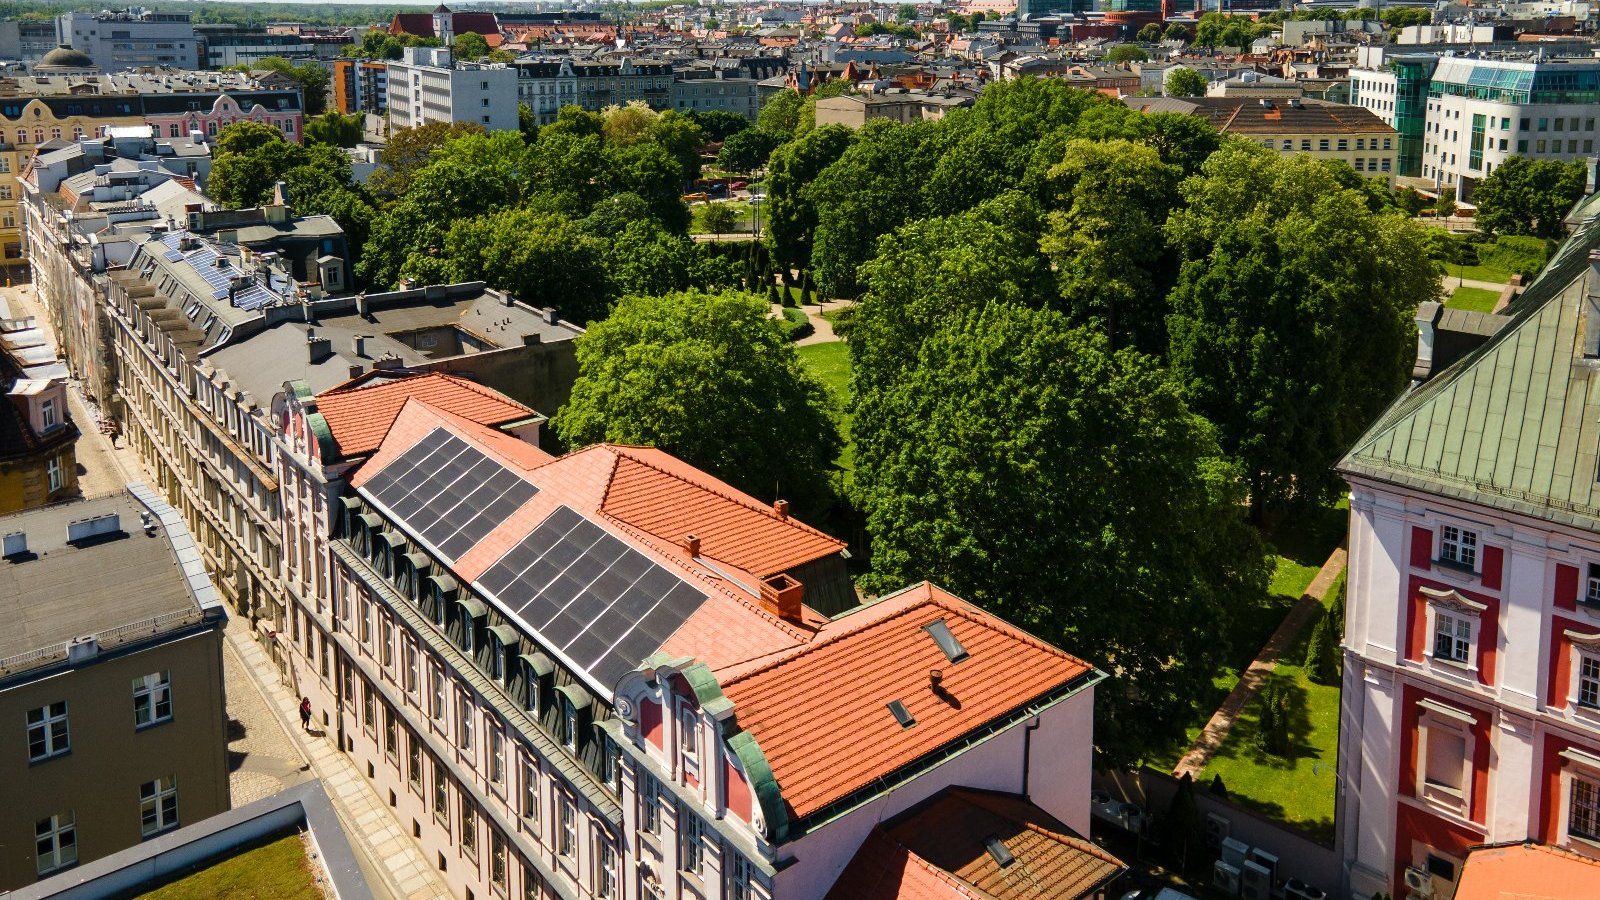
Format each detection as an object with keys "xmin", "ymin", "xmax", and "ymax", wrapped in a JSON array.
[
  {"xmin": 28, "ymin": 749, "xmax": 71, "ymax": 767},
  {"xmin": 1424, "ymin": 654, "xmax": 1481, "ymax": 683},
  {"xmin": 134, "ymin": 718, "xmax": 173, "ymax": 732},
  {"xmin": 1432, "ymin": 558, "xmax": 1479, "ymax": 580}
]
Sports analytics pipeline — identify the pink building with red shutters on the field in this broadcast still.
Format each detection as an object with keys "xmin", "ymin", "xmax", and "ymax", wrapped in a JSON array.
[{"xmin": 1336, "ymin": 195, "xmax": 1600, "ymax": 900}]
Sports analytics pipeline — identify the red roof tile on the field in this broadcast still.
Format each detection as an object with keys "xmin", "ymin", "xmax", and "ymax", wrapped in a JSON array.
[
  {"xmin": 1457, "ymin": 842, "xmax": 1600, "ymax": 900},
  {"xmin": 600, "ymin": 447, "xmax": 846, "ymax": 577},
  {"xmin": 720, "ymin": 584, "xmax": 1095, "ymax": 821},
  {"xmin": 826, "ymin": 789, "xmax": 1125, "ymax": 900},
  {"xmin": 316, "ymin": 373, "xmax": 535, "ymax": 460}
]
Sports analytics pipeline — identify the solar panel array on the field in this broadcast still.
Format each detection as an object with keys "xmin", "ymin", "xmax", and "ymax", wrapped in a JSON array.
[
  {"xmin": 476, "ymin": 505, "xmax": 709, "ymax": 689},
  {"xmin": 155, "ymin": 232, "xmax": 284, "ymax": 311},
  {"xmin": 362, "ymin": 427, "xmax": 539, "ymax": 563}
]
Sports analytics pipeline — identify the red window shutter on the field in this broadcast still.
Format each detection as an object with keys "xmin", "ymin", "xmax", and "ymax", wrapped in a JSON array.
[
  {"xmin": 1556, "ymin": 564, "xmax": 1580, "ymax": 612},
  {"xmin": 640, "ymin": 699, "xmax": 663, "ymax": 749},
  {"xmin": 1410, "ymin": 526, "xmax": 1433, "ymax": 570},
  {"xmin": 1481, "ymin": 546, "xmax": 1504, "ymax": 591}
]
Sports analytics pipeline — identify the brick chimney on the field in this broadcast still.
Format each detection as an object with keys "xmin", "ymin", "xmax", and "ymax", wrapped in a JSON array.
[
  {"xmin": 773, "ymin": 498, "xmax": 789, "ymax": 519},
  {"xmin": 760, "ymin": 573, "xmax": 805, "ymax": 623}
]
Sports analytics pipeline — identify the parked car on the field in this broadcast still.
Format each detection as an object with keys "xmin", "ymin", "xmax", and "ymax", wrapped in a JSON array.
[{"xmin": 729, "ymin": 180, "xmax": 747, "ymax": 190}]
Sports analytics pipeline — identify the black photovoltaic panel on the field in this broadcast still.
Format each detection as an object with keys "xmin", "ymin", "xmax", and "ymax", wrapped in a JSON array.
[
  {"xmin": 476, "ymin": 505, "xmax": 709, "ymax": 689},
  {"xmin": 362, "ymin": 427, "xmax": 539, "ymax": 564}
]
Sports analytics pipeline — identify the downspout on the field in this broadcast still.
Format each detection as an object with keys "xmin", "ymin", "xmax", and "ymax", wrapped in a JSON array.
[{"xmin": 1021, "ymin": 714, "xmax": 1041, "ymax": 797}]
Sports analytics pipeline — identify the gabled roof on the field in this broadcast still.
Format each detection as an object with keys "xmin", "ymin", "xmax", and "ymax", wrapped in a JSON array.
[
  {"xmin": 1339, "ymin": 191, "xmax": 1600, "ymax": 530},
  {"xmin": 315, "ymin": 372, "xmax": 537, "ymax": 461},
  {"xmin": 600, "ymin": 446, "xmax": 846, "ymax": 578},
  {"xmin": 824, "ymin": 788, "xmax": 1125, "ymax": 900},
  {"xmin": 1456, "ymin": 842, "xmax": 1600, "ymax": 900},
  {"xmin": 719, "ymin": 583, "xmax": 1097, "ymax": 824}
]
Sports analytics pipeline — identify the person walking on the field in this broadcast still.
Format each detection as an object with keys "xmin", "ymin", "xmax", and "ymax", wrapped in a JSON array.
[{"xmin": 299, "ymin": 696, "xmax": 313, "ymax": 732}]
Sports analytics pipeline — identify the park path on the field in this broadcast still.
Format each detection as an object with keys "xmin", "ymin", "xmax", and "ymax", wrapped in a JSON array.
[
  {"xmin": 1441, "ymin": 275, "xmax": 1514, "ymax": 293},
  {"xmin": 1172, "ymin": 545, "xmax": 1348, "ymax": 780},
  {"xmin": 772, "ymin": 298, "xmax": 854, "ymax": 346}
]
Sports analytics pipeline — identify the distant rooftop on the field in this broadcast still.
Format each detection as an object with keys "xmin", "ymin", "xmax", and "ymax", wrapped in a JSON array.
[{"xmin": 0, "ymin": 486, "xmax": 222, "ymax": 673}]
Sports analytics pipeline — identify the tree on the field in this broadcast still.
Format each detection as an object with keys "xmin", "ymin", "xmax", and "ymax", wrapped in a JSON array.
[
  {"xmin": 1436, "ymin": 184, "xmax": 1457, "ymax": 218},
  {"xmin": 602, "ymin": 100, "xmax": 660, "ymax": 146},
  {"xmin": 688, "ymin": 109, "xmax": 750, "ymax": 142},
  {"xmin": 1471, "ymin": 156, "xmax": 1586, "ymax": 239},
  {"xmin": 1165, "ymin": 145, "xmax": 1438, "ymax": 515},
  {"xmin": 367, "ymin": 120, "xmax": 485, "ymax": 198},
  {"xmin": 717, "ymin": 128, "xmax": 786, "ymax": 173},
  {"xmin": 1165, "ymin": 67, "xmax": 1208, "ymax": 98},
  {"xmin": 451, "ymin": 31, "xmax": 490, "ymax": 60},
  {"xmin": 848, "ymin": 298, "xmax": 1267, "ymax": 765},
  {"xmin": 602, "ymin": 141, "xmax": 692, "ymax": 233},
  {"xmin": 427, "ymin": 209, "xmax": 612, "ymax": 323},
  {"xmin": 555, "ymin": 290, "xmax": 840, "ymax": 513},
  {"xmin": 1106, "ymin": 44, "xmax": 1149, "ymax": 63},
  {"xmin": 251, "ymin": 56, "xmax": 330, "ymax": 116},
  {"xmin": 896, "ymin": 3, "xmax": 919, "ymax": 22},
  {"xmin": 764, "ymin": 125, "xmax": 854, "ymax": 279},
  {"xmin": 1255, "ymin": 676, "xmax": 1293, "ymax": 756},
  {"xmin": 701, "ymin": 203, "xmax": 739, "ymax": 237},
  {"xmin": 1305, "ymin": 608, "xmax": 1340, "ymax": 685},
  {"xmin": 303, "ymin": 110, "xmax": 363, "ymax": 148},
  {"xmin": 518, "ymin": 102, "xmax": 540, "ymax": 144},
  {"xmin": 208, "ymin": 123, "xmax": 342, "ymax": 207},
  {"xmin": 1164, "ymin": 773, "xmax": 1206, "ymax": 874},
  {"xmin": 756, "ymin": 90, "xmax": 803, "ymax": 138},
  {"xmin": 606, "ymin": 220, "xmax": 696, "ymax": 297},
  {"xmin": 1163, "ymin": 22, "xmax": 1192, "ymax": 41},
  {"xmin": 1137, "ymin": 22, "xmax": 1162, "ymax": 42},
  {"xmin": 1194, "ymin": 12, "xmax": 1258, "ymax": 49},
  {"xmin": 649, "ymin": 110, "xmax": 707, "ymax": 183},
  {"xmin": 545, "ymin": 105, "xmax": 604, "ymax": 139}
]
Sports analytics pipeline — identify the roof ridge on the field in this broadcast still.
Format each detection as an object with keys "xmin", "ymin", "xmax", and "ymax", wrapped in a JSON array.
[{"xmin": 603, "ymin": 446, "xmax": 845, "ymax": 548}]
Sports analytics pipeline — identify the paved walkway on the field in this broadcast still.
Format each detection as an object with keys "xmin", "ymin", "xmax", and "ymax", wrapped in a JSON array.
[
  {"xmin": 772, "ymin": 298, "xmax": 854, "ymax": 346},
  {"xmin": 1172, "ymin": 546, "xmax": 1348, "ymax": 780},
  {"xmin": 1442, "ymin": 275, "xmax": 1514, "ymax": 294}
]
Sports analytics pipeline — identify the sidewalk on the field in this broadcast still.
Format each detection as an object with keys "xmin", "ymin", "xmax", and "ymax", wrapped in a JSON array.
[
  {"xmin": 1173, "ymin": 546, "xmax": 1347, "ymax": 780},
  {"xmin": 771, "ymin": 298, "xmax": 853, "ymax": 346}
]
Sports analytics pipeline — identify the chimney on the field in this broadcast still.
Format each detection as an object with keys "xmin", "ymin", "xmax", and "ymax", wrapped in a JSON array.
[
  {"xmin": 307, "ymin": 329, "xmax": 333, "ymax": 363},
  {"xmin": 684, "ymin": 533, "xmax": 701, "ymax": 557},
  {"xmin": 759, "ymin": 573, "xmax": 805, "ymax": 623},
  {"xmin": 348, "ymin": 364, "xmax": 364, "ymax": 379},
  {"xmin": 66, "ymin": 636, "xmax": 100, "ymax": 665},
  {"xmin": 773, "ymin": 499, "xmax": 789, "ymax": 519},
  {"xmin": 352, "ymin": 334, "xmax": 369, "ymax": 358}
]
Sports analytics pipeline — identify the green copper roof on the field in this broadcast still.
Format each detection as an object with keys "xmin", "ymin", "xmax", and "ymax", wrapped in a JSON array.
[{"xmin": 1340, "ymin": 191, "xmax": 1600, "ymax": 529}]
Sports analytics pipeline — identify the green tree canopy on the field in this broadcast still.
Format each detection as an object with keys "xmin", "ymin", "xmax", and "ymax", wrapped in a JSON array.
[
  {"xmin": 555, "ymin": 290, "xmax": 840, "ymax": 512},
  {"xmin": 303, "ymin": 110, "xmax": 363, "ymax": 148},
  {"xmin": 1165, "ymin": 67, "xmax": 1208, "ymax": 97},
  {"xmin": 717, "ymin": 128, "xmax": 787, "ymax": 172},
  {"xmin": 423, "ymin": 208, "xmax": 612, "ymax": 323},
  {"xmin": 764, "ymin": 124, "xmax": 854, "ymax": 277},
  {"xmin": 1164, "ymin": 144, "xmax": 1437, "ymax": 514},
  {"xmin": 755, "ymin": 90, "xmax": 803, "ymax": 138},
  {"xmin": 688, "ymin": 109, "xmax": 751, "ymax": 142},
  {"xmin": 1471, "ymin": 155, "xmax": 1586, "ymax": 239},
  {"xmin": 1137, "ymin": 22, "xmax": 1162, "ymax": 42},
  {"xmin": 251, "ymin": 56, "xmax": 330, "ymax": 116},
  {"xmin": 368, "ymin": 120, "xmax": 485, "ymax": 198},
  {"xmin": 451, "ymin": 31, "xmax": 490, "ymax": 60},
  {"xmin": 1105, "ymin": 44, "xmax": 1149, "ymax": 63}
]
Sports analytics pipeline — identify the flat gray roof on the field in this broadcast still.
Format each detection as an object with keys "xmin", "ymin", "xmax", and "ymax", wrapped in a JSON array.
[{"xmin": 0, "ymin": 489, "xmax": 215, "ymax": 663}]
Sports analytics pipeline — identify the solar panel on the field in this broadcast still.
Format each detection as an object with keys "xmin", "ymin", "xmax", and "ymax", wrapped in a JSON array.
[
  {"xmin": 361, "ymin": 427, "xmax": 539, "ymax": 565},
  {"xmin": 475, "ymin": 504, "xmax": 709, "ymax": 691}
]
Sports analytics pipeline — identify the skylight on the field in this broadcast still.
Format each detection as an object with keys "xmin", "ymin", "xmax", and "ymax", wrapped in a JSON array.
[
  {"xmin": 887, "ymin": 700, "xmax": 915, "ymax": 729},
  {"xmin": 923, "ymin": 618, "xmax": 968, "ymax": 664},
  {"xmin": 984, "ymin": 835, "xmax": 1015, "ymax": 868}
]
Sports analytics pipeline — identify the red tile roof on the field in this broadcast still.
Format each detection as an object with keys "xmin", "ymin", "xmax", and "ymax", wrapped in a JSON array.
[
  {"xmin": 1457, "ymin": 842, "xmax": 1600, "ymax": 900},
  {"xmin": 719, "ymin": 584, "xmax": 1095, "ymax": 821},
  {"xmin": 316, "ymin": 372, "xmax": 535, "ymax": 460},
  {"xmin": 601, "ymin": 446, "xmax": 846, "ymax": 577},
  {"xmin": 825, "ymin": 789, "xmax": 1125, "ymax": 900}
]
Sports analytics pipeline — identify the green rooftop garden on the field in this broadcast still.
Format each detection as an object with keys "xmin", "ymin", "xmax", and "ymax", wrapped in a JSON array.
[{"xmin": 134, "ymin": 832, "xmax": 325, "ymax": 900}]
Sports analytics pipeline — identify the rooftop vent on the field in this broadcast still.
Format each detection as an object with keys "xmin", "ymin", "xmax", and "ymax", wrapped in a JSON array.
[
  {"xmin": 924, "ymin": 618, "xmax": 969, "ymax": 664},
  {"xmin": 66, "ymin": 512, "xmax": 121, "ymax": 544},
  {"xmin": 887, "ymin": 699, "xmax": 915, "ymax": 728},
  {"xmin": 984, "ymin": 835, "xmax": 1016, "ymax": 868},
  {"xmin": 66, "ymin": 635, "xmax": 99, "ymax": 665},
  {"xmin": 2, "ymin": 531, "xmax": 26, "ymax": 558}
]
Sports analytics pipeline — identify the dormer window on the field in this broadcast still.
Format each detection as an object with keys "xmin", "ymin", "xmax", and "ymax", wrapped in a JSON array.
[
  {"xmin": 40, "ymin": 397, "xmax": 56, "ymax": 430},
  {"xmin": 1440, "ymin": 525, "xmax": 1477, "ymax": 569}
]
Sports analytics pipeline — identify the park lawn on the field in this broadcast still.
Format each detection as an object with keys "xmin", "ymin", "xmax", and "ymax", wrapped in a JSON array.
[
  {"xmin": 689, "ymin": 200, "xmax": 761, "ymax": 235},
  {"xmin": 1454, "ymin": 264, "xmax": 1513, "ymax": 284},
  {"xmin": 135, "ymin": 832, "xmax": 324, "ymax": 900},
  {"xmin": 796, "ymin": 341, "xmax": 854, "ymax": 476},
  {"xmin": 1448, "ymin": 285, "xmax": 1501, "ymax": 313},
  {"xmin": 1191, "ymin": 572, "xmax": 1345, "ymax": 844}
]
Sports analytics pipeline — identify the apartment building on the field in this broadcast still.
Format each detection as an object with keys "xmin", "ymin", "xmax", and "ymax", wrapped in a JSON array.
[
  {"xmin": 514, "ymin": 57, "xmax": 673, "ymax": 126},
  {"xmin": 1336, "ymin": 192, "xmax": 1600, "ymax": 900},
  {"xmin": 0, "ymin": 306, "xmax": 78, "ymax": 512},
  {"xmin": 56, "ymin": 9, "xmax": 201, "ymax": 71},
  {"xmin": 271, "ymin": 390, "xmax": 1119, "ymax": 900},
  {"xmin": 0, "ymin": 487, "xmax": 228, "ymax": 890},
  {"xmin": 390, "ymin": 47, "xmax": 518, "ymax": 132},
  {"xmin": 1126, "ymin": 96, "xmax": 1399, "ymax": 178},
  {"xmin": 1352, "ymin": 46, "xmax": 1600, "ymax": 193},
  {"xmin": 334, "ymin": 58, "xmax": 390, "ymax": 116},
  {"xmin": 0, "ymin": 20, "xmax": 61, "ymax": 67},
  {"xmin": 670, "ymin": 72, "xmax": 761, "ymax": 120}
]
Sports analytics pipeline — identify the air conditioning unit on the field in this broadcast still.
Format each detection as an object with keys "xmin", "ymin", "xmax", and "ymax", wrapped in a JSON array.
[
  {"xmin": 1240, "ymin": 860, "xmax": 1272, "ymax": 900},
  {"xmin": 1213, "ymin": 860, "xmax": 1242, "ymax": 896},
  {"xmin": 1283, "ymin": 878, "xmax": 1327, "ymax": 900},
  {"xmin": 1405, "ymin": 866, "xmax": 1437, "ymax": 899},
  {"xmin": 1116, "ymin": 801, "xmax": 1146, "ymax": 835},
  {"xmin": 1221, "ymin": 836, "xmax": 1251, "ymax": 868},
  {"xmin": 1246, "ymin": 847, "xmax": 1279, "ymax": 886},
  {"xmin": 1205, "ymin": 812, "xmax": 1231, "ymax": 852}
]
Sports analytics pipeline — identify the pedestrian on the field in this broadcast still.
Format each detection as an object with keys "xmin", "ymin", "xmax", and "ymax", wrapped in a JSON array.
[{"xmin": 299, "ymin": 696, "xmax": 312, "ymax": 732}]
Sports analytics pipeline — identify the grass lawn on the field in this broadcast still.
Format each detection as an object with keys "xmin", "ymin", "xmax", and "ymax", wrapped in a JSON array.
[
  {"xmin": 1194, "ymin": 573, "xmax": 1345, "ymax": 844},
  {"xmin": 688, "ymin": 200, "xmax": 762, "ymax": 235},
  {"xmin": 795, "ymin": 341, "xmax": 854, "ymax": 476},
  {"xmin": 135, "ymin": 832, "xmax": 324, "ymax": 900},
  {"xmin": 1448, "ymin": 285, "xmax": 1501, "ymax": 313},
  {"xmin": 1453, "ymin": 264, "xmax": 1512, "ymax": 284}
]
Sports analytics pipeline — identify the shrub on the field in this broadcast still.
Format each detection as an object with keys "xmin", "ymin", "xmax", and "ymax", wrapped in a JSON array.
[
  {"xmin": 1478, "ymin": 235, "xmax": 1550, "ymax": 279},
  {"xmin": 1255, "ymin": 677, "xmax": 1293, "ymax": 756},
  {"xmin": 1305, "ymin": 612, "xmax": 1340, "ymax": 685},
  {"xmin": 777, "ymin": 305, "xmax": 813, "ymax": 341}
]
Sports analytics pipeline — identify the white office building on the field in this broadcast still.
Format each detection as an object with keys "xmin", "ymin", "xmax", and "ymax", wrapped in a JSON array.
[
  {"xmin": 55, "ymin": 9, "xmax": 200, "ymax": 71},
  {"xmin": 388, "ymin": 46, "xmax": 518, "ymax": 132}
]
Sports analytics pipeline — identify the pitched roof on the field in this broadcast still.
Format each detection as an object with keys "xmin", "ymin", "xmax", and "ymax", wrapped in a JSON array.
[
  {"xmin": 1339, "ymin": 191, "xmax": 1600, "ymax": 530},
  {"xmin": 824, "ymin": 789, "xmax": 1126, "ymax": 900},
  {"xmin": 1125, "ymin": 96, "xmax": 1395, "ymax": 134},
  {"xmin": 600, "ymin": 446, "xmax": 846, "ymax": 578},
  {"xmin": 1456, "ymin": 842, "xmax": 1600, "ymax": 900},
  {"xmin": 315, "ymin": 372, "xmax": 537, "ymax": 460},
  {"xmin": 719, "ymin": 583, "xmax": 1097, "ymax": 824}
]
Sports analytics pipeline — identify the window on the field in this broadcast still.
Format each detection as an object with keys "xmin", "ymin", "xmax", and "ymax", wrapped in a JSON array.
[
  {"xmin": 490, "ymin": 725, "xmax": 506, "ymax": 786},
  {"xmin": 48, "ymin": 455, "xmax": 64, "ymax": 492},
  {"xmin": 359, "ymin": 598, "xmax": 372, "ymax": 646},
  {"xmin": 524, "ymin": 861, "xmax": 545, "ymax": 900},
  {"xmin": 1573, "ymin": 775, "xmax": 1600, "ymax": 841},
  {"xmin": 431, "ymin": 664, "xmax": 446, "ymax": 724},
  {"xmin": 363, "ymin": 682, "xmax": 377, "ymax": 735},
  {"xmin": 559, "ymin": 793, "xmax": 577, "ymax": 858},
  {"xmin": 27, "ymin": 702, "xmax": 69, "ymax": 761},
  {"xmin": 522, "ymin": 758, "xmax": 542, "ymax": 832},
  {"xmin": 637, "ymin": 770, "xmax": 661, "ymax": 834},
  {"xmin": 1586, "ymin": 563, "xmax": 1600, "ymax": 606},
  {"xmin": 1434, "ymin": 611, "xmax": 1472, "ymax": 664},
  {"xmin": 598, "ymin": 841, "xmax": 617, "ymax": 899},
  {"xmin": 1300, "ymin": 139, "xmax": 1311, "ymax": 151},
  {"xmin": 562, "ymin": 697, "xmax": 578, "ymax": 752},
  {"xmin": 140, "ymin": 776, "xmax": 178, "ymax": 836},
  {"xmin": 1581, "ymin": 655, "xmax": 1600, "ymax": 709},
  {"xmin": 381, "ymin": 616, "xmax": 394, "ymax": 669},
  {"xmin": 461, "ymin": 798, "xmax": 478, "ymax": 860},
  {"xmin": 385, "ymin": 707, "xmax": 399, "ymax": 761},
  {"xmin": 491, "ymin": 830, "xmax": 509, "ymax": 894},
  {"xmin": 433, "ymin": 757, "xmax": 450, "ymax": 825},
  {"xmin": 405, "ymin": 639, "xmax": 419, "ymax": 696},
  {"xmin": 133, "ymin": 671, "xmax": 173, "ymax": 727},
  {"xmin": 409, "ymin": 731, "xmax": 424, "ymax": 795},
  {"xmin": 728, "ymin": 852, "xmax": 756, "ymax": 900},
  {"xmin": 35, "ymin": 813, "xmax": 76, "ymax": 875},
  {"xmin": 679, "ymin": 804, "xmax": 704, "ymax": 874},
  {"xmin": 1421, "ymin": 725, "xmax": 1467, "ymax": 807},
  {"xmin": 1440, "ymin": 525, "xmax": 1477, "ymax": 568},
  {"xmin": 1337, "ymin": 138, "xmax": 1349, "ymax": 151},
  {"xmin": 458, "ymin": 690, "xmax": 475, "ymax": 756}
]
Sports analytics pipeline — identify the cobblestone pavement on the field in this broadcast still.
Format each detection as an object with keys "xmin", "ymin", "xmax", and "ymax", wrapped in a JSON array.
[{"xmin": 224, "ymin": 639, "xmax": 314, "ymax": 806}]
